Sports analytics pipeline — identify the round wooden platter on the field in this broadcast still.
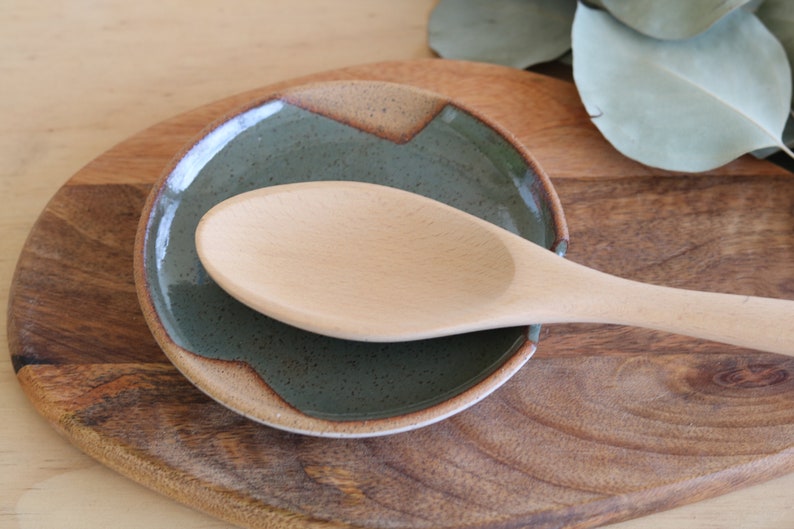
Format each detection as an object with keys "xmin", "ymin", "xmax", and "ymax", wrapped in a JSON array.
[{"xmin": 8, "ymin": 59, "xmax": 794, "ymax": 529}]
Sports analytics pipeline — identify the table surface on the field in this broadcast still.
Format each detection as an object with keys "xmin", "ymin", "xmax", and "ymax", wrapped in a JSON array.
[{"xmin": 2, "ymin": 1, "xmax": 793, "ymax": 528}]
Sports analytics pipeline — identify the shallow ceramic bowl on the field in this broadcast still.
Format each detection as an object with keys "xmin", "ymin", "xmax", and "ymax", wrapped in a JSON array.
[{"xmin": 134, "ymin": 80, "xmax": 568, "ymax": 437}]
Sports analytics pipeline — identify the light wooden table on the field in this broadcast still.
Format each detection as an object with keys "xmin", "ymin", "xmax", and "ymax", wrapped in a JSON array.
[{"xmin": 2, "ymin": 1, "xmax": 793, "ymax": 528}]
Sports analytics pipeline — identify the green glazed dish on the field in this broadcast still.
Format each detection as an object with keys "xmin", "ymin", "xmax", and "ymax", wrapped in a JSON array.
[{"xmin": 134, "ymin": 80, "xmax": 568, "ymax": 437}]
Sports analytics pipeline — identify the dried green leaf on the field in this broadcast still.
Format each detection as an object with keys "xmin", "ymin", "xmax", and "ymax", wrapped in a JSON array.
[
  {"xmin": 757, "ymin": 0, "xmax": 794, "ymax": 105},
  {"xmin": 572, "ymin": 3, "xmax": 793, "ymax": 172},
  {"xmin": 428, "ymin": 0, "xmax": 577, "ymax": 69},
  {"xmin": 590, "ymin": 0, "xmax": 753, "ymax": 40},
  {"xmin": 751, "ymin": 0, "xmax": 794, "ymax": 159},
  {"xmin": 743, "ymin": 0, "xmax": 767, "ymax": 12}
]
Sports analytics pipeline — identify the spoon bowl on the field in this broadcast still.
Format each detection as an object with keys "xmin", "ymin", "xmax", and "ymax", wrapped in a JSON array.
[{"xmin": 197, "ymin": 180, "xmax": 794, "ymax": 356}]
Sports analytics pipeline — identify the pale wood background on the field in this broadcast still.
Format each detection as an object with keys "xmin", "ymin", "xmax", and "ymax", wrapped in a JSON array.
[{"xmin": 2, "ymin": 1, "xmax": 793, "ymax": 528}]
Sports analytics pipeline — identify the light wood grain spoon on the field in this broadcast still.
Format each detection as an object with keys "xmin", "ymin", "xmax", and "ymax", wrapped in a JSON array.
[{"xmin": 196, "ymin": 180, "xmax": 794, "ymax": 356}]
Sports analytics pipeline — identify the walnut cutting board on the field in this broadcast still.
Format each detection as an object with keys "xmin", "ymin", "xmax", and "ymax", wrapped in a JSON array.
[{"xmin": 8, "ymin": 59, "xmax": 794, "ymax": 529}]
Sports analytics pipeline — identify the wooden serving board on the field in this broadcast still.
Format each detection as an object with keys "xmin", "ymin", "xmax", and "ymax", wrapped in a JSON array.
[{"xmin": 8, "ymin": 59, "xmax": 794, "ymax": 529}]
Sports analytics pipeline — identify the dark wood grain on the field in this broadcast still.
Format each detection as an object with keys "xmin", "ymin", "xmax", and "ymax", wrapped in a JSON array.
[{"xmin": 8, "ymin": 59, "xmax": 794, "ymax": 529}]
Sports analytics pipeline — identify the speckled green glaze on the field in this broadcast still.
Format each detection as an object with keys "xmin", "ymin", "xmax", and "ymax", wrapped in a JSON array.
[{"xmin": 140, "ymin": 82, "xmax": 567, "ymax": 422}]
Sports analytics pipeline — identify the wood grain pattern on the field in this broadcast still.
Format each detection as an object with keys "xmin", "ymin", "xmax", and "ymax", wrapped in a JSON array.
[{"xmin": 8, "ymin": 60, "xmax": 794, "ymax": 529}]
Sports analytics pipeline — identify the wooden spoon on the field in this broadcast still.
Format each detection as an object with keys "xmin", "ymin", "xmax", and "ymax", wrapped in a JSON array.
[{"xmin": 196, "ymin": 181, "xmax": 794, "ymax": 355}]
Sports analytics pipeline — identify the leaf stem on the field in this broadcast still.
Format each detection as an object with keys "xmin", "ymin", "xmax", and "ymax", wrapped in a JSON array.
[{"xmin": 779, "ymin": 142, "xmax": 794, "ymax": 160}]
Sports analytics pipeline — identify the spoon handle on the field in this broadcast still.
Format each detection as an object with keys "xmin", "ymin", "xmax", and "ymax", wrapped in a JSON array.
[{"xmin": 581, "ymin": 275, "xmax": 794, "ymax": 356}]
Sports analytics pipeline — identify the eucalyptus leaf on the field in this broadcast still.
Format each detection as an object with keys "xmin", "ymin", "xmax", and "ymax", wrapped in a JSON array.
[
  {"xmin": 757, "ymin": 0, "xmax": 794, "ymax": 105},
  {"xmin": 572, "ymin": 4, "xmax": 793, "ymax": 172},
  {"xmin": 591, "ymin": 0, "xmax": 753, "ymax": 40},
  {"xmin": 742, "ymin": 0, "xmax": 767, "ymax": 12},
  {"xmin": 754, "ymin": 0, "xmax": 794, "ymax": 159},
  {"xmin": 428, "ymin": 0, "xmax": 577, "ymax": 69}
]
